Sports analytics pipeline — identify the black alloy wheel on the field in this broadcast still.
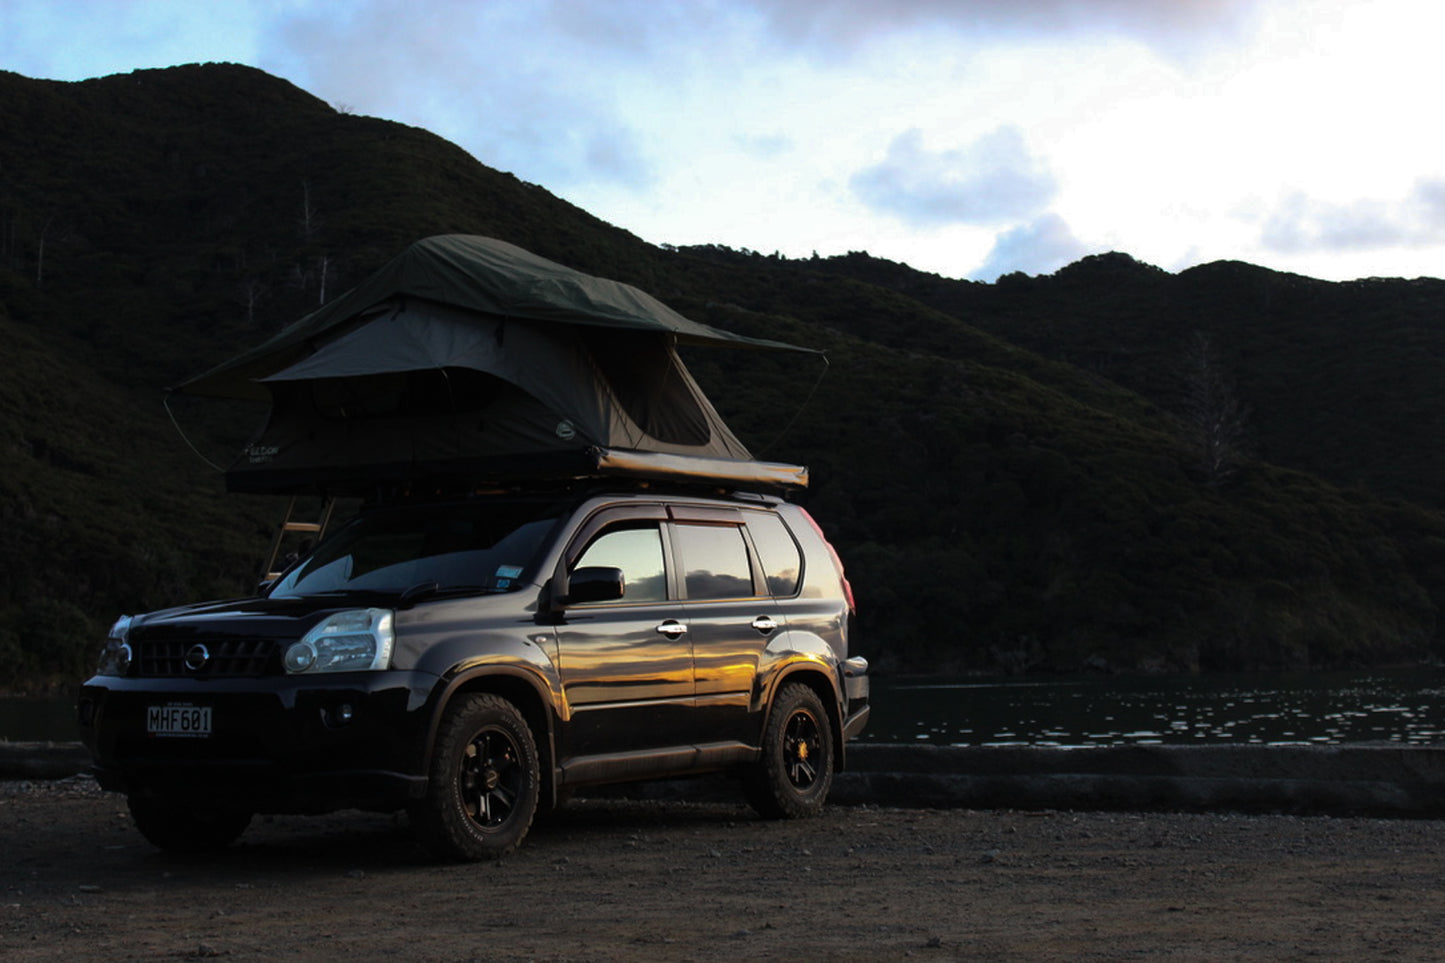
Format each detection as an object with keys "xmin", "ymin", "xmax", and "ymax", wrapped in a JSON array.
[
  {"xmin": 743, "ymin": 681, "xmax": 835, "ymax": 819},
  {"xmin": 460, "ymin": 726, "xmax": 525, "ymax": 829},
  {"xmin": 782, "ymin": 702, "xmax": 824, "ymax": 789},
  {"xmin": 412, "ymin": 693, "xmax": 540, "ymax": 860}
]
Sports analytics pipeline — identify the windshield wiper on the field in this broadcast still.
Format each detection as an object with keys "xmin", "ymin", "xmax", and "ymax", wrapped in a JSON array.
[
  {"xmin": 399, "ymin": 581, "xmax": 442, "ymax": 606},
  {"xmin": 397, "ymin": 582, "xmax": 492, "ymax": 607}
]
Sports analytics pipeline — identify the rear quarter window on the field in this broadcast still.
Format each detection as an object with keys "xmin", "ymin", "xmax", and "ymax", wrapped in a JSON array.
[{"xmin": 745, "ymin": 511, "xmax": 803, "ymax": 597}]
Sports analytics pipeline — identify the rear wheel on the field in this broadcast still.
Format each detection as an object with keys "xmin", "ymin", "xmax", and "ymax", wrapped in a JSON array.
[
  {"xmin": 411, "ymin": 693, "xmax": 540, "ymax": 860},
  {"xmin": 743, "ymin": 682, "xmax": 835, "ymax": 819},
  {"xmin": 126, "ymin": 796, "xmax": 251, "ymax": 853}
]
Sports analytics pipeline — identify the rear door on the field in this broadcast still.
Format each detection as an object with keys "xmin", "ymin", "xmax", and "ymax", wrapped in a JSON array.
[{"xmin": 669, "ymin": 505, "xmax": 786, "ymax": 745}]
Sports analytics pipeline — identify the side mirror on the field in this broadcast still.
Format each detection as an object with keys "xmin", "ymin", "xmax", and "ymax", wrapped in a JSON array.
[{"xmin": 566, "ymin": 566, "xmax": 625, "ymax": 604}]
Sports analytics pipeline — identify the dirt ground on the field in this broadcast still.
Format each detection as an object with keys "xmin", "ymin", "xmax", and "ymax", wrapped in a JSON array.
[{"xmin": 3, "ymin": 775, "xmax": 1444, "ymax": 962}]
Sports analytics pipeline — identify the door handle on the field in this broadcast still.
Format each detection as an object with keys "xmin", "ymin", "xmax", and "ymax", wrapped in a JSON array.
[
  {"xmin": 751, "ymin": 615, "xmax": 779, "ymax": 634},
  {"xmin": 655, "ymin": 620, "xmax": 687, "ymax": 638}
]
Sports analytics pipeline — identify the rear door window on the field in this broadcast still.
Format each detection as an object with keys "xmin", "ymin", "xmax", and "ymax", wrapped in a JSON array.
[{"xmin": 673, "ymin": 523, "xmax": 756, "ymax": 600}]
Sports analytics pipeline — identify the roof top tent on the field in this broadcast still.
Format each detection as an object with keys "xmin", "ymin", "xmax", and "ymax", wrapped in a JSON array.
[{"xmin": 172, "ymin": 235, "xmax": 819, "ymax": 497}]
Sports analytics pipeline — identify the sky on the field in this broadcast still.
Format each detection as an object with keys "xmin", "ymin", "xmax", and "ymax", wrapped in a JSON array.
[{"xmin": 4, "ymin": 0, "xmax": 1444, "ymax": 283}]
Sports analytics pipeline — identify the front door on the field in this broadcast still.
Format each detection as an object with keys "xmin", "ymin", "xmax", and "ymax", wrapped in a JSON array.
[{"xmin": 553, "ymin": 517, "xmax": 694, "ymax": 758}]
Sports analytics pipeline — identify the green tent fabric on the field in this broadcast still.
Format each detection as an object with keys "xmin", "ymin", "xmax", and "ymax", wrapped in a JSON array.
[
  {"xmin": 173, "ymin": 235, "xmax": 815, "ymax": 494},
  {"xmin": 177, "ymin": 234, "xmax": 817, "ymax": 402}
]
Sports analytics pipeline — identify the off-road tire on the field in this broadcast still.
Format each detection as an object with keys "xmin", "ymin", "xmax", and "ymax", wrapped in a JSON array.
[
  {"xmin": 412, "ymin": 693, "xmax": 540, "ymax": 860},
  {"xmin": 743, "ymin": 682, "xmax": 835, "ymax": 819}
]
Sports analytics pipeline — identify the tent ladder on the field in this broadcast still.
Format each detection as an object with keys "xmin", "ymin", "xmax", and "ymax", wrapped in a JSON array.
[{"xmin": 262, "ymin": 495, "xmax": 335, "ymax": 582}]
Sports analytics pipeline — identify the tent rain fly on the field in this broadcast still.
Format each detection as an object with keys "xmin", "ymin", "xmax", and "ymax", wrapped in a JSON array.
[{"xmin": 173, "ymin": 235, "xmax": 817, "ymax": 495}]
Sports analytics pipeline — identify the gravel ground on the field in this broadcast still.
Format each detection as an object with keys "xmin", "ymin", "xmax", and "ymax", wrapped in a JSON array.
[{"xmin": 4, "ymin": 775, "xmax": 1445, "ymax": 961}]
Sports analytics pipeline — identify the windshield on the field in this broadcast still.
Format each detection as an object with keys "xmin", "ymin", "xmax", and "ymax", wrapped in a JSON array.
[{"xmin": 268, "ymin": 500, "xmax": 563, "ymax": 599}]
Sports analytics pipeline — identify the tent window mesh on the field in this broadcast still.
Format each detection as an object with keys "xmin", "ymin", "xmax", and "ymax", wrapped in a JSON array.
[{"xmin": 304, "ymin": 368, "xmax": 508, "ymax": 419}]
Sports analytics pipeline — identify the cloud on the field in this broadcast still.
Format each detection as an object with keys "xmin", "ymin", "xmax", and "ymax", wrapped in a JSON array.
[
  {"xmin": 732, "ymin": 132, "xmax": 793, "ymax": 160},
  {"xmin": 742, "ymin": 0, "xmax": 1261, "ymax": 58},
  {"xmin": 850, "ymin": 127, "xmax": 1056, "ymax": 227},
  {"xmin": 257, "ymin": 0, "xmax": 1261, "ymax": 200},
  {"xmin": 973, "ymin": 213, "xmax": 1093, "ymax": 280},
  {"xmin": 1260, "ymin": 179, "xmax": 1445, "ymax": 254},
  {"xmin": 264, "ymin": 0, "xmax": 656, "ymax": 191}
]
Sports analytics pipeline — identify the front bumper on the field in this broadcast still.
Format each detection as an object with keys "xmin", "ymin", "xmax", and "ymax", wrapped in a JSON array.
[{"xmin": 78, "ymin": 670, "xmax": 438, "ymax": 814}]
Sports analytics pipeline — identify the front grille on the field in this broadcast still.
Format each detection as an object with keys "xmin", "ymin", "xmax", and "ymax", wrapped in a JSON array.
[{"xmin": 132, "ymin": 638, "xmax": 278, "ymax": 678}]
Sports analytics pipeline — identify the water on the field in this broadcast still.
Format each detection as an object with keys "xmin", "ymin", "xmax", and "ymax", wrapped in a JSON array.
[
  {"xmin": 7, "ymin": 668, "xmax": 1445, "ymax": 746},
  {"xmin": 856, "ymin": 668, "xmax": 1445, "ymax": 748}
]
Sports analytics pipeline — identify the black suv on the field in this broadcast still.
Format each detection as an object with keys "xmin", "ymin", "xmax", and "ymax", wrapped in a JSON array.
[{"xmin": 79, "ymin": 488, "xmax": 868, "ymax": 859}]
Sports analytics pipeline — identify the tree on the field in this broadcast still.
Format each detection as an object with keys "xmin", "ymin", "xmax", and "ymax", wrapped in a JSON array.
[
  {"xmin": 35, "ymin": 214, "xmax": 68, "ymax": 287},
  {"xmin": 297, "ymin": 180, "xmax": 322, "ymax": 243},
  {"xmin": 1178, "ymin": 330, "xmax": 1251, "ymax": 486},
  {"xmin": 237, "ymin": 277, "xmax": 268, "ymax": 327},
  {"xmin": 316, "ymin": 254, "xmax": 333, "ymax": 304}
]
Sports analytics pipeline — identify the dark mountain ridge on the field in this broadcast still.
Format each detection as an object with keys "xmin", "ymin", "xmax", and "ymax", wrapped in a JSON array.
[
  {"xmin": 3, "ymin": 63, "xmax": 1444, "ymax": 687},
  {"xmin": 802, "ymin": 249, "xmax": 1445, "ymax": 505}
]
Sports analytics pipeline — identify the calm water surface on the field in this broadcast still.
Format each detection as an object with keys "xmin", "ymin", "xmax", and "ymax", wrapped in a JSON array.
[
  {"xmin": 5, "ymin": 668, "xmax": 1445, "ymax": 746},
  {"xmin": 856, "ymin": 668, "xmax": 1445, "ymax": 747}
]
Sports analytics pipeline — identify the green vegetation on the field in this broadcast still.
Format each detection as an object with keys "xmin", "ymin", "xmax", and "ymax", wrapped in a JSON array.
[{"xmin": 2, "ymin": 64, "xmax": 1443, "ymax": 688}]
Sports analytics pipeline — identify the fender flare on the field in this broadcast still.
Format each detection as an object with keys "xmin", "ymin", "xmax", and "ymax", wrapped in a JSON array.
[
  {"xmin": 419, "ymin": 662, "xmax": 563, "ymax": 805},
  {"xmin": 757, "ymin": 655, "xmax": 847, "ymax": 769}
]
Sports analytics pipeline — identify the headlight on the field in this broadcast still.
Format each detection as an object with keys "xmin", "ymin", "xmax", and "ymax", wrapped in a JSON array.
[
  {"xmin": 284, "ymin": 608, "xmax": 394, "ymax": 674},
  {"xmin": 95, "ymin": 615, "xmax": 134, "ymax": 677}
]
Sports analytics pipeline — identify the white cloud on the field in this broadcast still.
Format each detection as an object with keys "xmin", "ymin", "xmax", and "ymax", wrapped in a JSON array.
[
  {"xmin": 851, "ymin": 127, "xmax": 1057, "ymax": 227},
  {"xmin": 732, "ymin": 132, "xmax": 793, "ymax": 161},
  {"xmin": 742, "ymin": 0, "xmax": 1260, "ymax": 58},
  {"xmin": 974, "ymin": 214, "xmax": 1093, "ymax": 281},
  {"xmin": 1262, "ymin": 180, "xmax": 1445, "ymax": 255}
]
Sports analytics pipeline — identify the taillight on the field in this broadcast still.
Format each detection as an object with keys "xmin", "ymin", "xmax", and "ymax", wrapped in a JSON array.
[{"xmin": 797, "ymin": 507, "xmax": 855, "ymax": 614}]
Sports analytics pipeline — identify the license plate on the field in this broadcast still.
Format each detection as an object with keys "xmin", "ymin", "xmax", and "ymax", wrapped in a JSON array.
[{"xmin": 146, "ymin": 704, "xmax": 212, "ymax": 738}]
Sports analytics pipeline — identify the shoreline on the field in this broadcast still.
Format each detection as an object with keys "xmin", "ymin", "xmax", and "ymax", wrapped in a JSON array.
[{"xmin": 9, "ymin": 740, "xmax": 1445, "ymax": 818}]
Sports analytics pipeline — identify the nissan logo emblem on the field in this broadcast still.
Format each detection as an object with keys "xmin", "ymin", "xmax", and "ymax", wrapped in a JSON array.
[{"xmin": 184, "ymin": 644, "xmax": 211, "ymax": 672}]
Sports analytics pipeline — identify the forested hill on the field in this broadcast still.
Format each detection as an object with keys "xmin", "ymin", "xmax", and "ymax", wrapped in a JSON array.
[
  {"xmin": 800, "ymin": 250, "xmax": 1445, "ymax": 507},
  {"xmin": 3, "ymin": 63, "xmax": 1445, "ymax": 689}
]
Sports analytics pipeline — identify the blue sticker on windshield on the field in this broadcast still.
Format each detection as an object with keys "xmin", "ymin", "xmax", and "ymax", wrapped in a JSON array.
[{"xmin": 496, "ymin": 565, "xmax": 523, "ymax": 579}]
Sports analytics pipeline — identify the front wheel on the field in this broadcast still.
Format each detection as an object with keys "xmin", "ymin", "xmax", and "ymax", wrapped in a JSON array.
[
  {"xmin": 743, "ymin": 682, "xmax": 835, "ymax": 819},
  {"xmin": 126, "ymin": 795, "xmax": 252, "ymax": 853},
  {"xmin": 411, "ymin": 693, "xmax": 540, "ymax": 860}
]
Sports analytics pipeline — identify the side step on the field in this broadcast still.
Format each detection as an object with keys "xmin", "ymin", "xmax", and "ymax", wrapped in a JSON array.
[{"xmin": 261, "ymin": 496, "xmax": 335, "ymax": 582}]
